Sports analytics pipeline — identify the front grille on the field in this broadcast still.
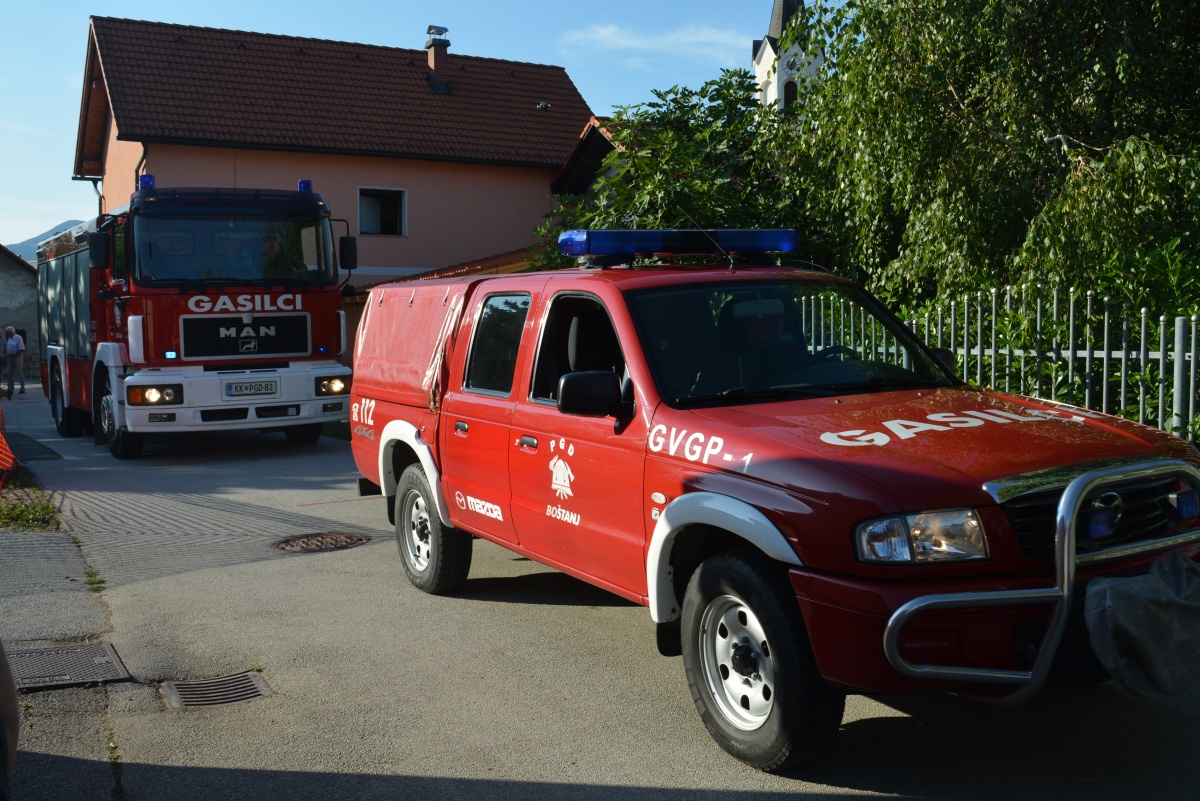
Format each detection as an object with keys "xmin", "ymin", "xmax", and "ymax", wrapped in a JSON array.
[
  {"xmin": 1002, "ymin": 474, "xmax": 1183, "ymax": 559},
  {"xmin": 181, "ymin": 314, "xmax": 310, "ymax": 360},
  {"xmin": 256, "ymin": 405, "xmax": 300, "ymax": 419}
]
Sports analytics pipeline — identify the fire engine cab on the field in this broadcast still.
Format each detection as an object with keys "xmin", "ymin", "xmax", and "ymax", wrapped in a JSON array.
[
  {"xmin": 350, "ymin": 229, "xmax": 1200, "ymax": 771},
  {"xmin": 37, "ymin": 176, "xmax": 354, "ymax": 458}
]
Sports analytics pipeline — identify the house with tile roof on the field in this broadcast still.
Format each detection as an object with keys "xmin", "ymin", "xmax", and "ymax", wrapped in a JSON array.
[
  {"xmin": 73, "ymin": 17, "xmax": 593, "ymax": 282},
  {"xmin": 0, "ymin": 243, "xmax": 39, "ymax": 385}
]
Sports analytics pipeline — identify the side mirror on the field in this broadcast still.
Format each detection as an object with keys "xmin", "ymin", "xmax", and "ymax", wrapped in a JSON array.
[
  {"xmin": 339, "ymin": 236, "xmax": 358, "ymax": 271},
  {"xmin": 933, "ymin": 347, "xmax": 959, "ymax": 377},
  {"xmin": 557, "ymin": 371, "xmax": 629, "ymax": 418},
  {"xmin": 88, "ymin": 232, "xmax": 110, "ymax": 271}
]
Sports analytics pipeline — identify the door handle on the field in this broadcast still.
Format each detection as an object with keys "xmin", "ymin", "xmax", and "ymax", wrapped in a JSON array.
[
  {"xmin": 455, "ymin": 421, "xmax": 469, "ymax": 433},
  {"xmin": 519, "ymin": 435, "xmax": 538, "ymax": 449}
]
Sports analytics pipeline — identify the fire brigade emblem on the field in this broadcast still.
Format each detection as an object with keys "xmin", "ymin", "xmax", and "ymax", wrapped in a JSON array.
[{"xmin": 549, "ymin": 439, "xmax": 575, "ymax": 499}]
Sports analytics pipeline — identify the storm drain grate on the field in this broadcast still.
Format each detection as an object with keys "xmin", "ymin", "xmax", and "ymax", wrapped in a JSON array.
[
  {"xmin": 7, "ymin": 642, "xmax": 132, "ymax": 689},
  {"xmin": 161, "ymin": 671, "xmax": 273, "ymax": 710},
  {"xmin": 275, "ymin": 532, "xmax": 369, "ymax": 553}
]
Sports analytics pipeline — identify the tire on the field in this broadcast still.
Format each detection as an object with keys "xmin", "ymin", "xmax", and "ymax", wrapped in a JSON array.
[
  {"xmin": 284, "ymin": 423, "xmax": 323, "ymax": 445},
  {"xmin": 395, "ymin": 464, "xmax": 472, "ymax": 594},
  {"xmin": 96, "ymin": 372, "xmax": 143, "ymax": 459},
  {"xmin": 681, "ymin": 550, "xmax": 845, "ymax": 772},
  {"xmin": 51, "ymin": 369, "xmax": 84, "ymax": 437}
]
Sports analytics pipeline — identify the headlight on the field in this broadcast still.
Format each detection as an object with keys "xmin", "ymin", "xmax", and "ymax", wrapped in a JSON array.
[
  {"xmin": 127, "ymin": 384, "xmax": 184, "ymax": 405},
  {"xmin": 856, "ymin": 509, "xmax": 988, "ymax": 564},
  {"xmin": 315, "ymin": 376, "xmax": 349, "ymax": 396}
]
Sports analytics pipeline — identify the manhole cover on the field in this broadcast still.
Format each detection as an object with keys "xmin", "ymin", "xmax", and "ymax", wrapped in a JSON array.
[
  {"xmin": 161, "ymin": 671, "xmax": 273, "ymax": 710},
  {"xmin": 275, "ymin": 532, "xmax": 369, "ymax": 552},
  {"xmin": 7, "ymin": 642, "xmax": 132, "ymax": 689}
]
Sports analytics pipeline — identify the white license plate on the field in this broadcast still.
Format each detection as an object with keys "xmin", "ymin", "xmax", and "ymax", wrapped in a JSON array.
[{"xmin": 225, "ymin": 380, "xmax": 278, "ymax": 397}]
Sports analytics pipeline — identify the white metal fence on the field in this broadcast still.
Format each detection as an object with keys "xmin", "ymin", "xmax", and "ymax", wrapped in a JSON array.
[{"xmin": 903, "ymin": 286, "xmax": 1199, "ymax": 440}]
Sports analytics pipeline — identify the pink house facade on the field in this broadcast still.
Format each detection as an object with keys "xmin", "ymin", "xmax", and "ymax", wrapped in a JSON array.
[{"xmin": 74, "ymin": 18, "xmax": 593, "ymax": 284}]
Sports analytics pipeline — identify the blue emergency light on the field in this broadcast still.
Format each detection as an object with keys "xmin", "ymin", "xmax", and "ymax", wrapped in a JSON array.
[
  {"xmin": 298, "ymin": 179, "xmax": 313, "ymax": 192},
  {"xmin": 558, "ymin": 229, "xmax": 798, "ymax": 257},
  {"xmin": 139, "ymin": 174, "xmax": 156, "ymax": 190}
]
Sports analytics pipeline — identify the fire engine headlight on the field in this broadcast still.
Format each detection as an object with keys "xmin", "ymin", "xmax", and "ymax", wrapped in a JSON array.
[
  {"xmin": 856, "ymin": 509, "xmax": 989, "ymax": 564},
  {"xmin": 127, "ymin": 385, "xmax": 184, "ymax": 405},
  {"xmin": 315, "ymin": 376, "xmax": 349, "ymax": 396}
]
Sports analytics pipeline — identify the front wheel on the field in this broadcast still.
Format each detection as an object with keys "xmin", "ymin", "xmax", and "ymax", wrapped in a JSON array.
[
  {"xmin": 52, "ymin": 369, "xmax": 84, "ymax": 437},
  {"xmin": 96, "ymin": 372, "xmax": 143, "ymax": 459},
  {"xmin": 283, "ymin": 423, "xmax": 323, "ymax": 445},
  {"xmin": 681, "ymin": 550, "xmax": 845, "ymax": 772},
  {"xmin": 395, "ymin": 465, "xmax": 472, "ymax": 594}
]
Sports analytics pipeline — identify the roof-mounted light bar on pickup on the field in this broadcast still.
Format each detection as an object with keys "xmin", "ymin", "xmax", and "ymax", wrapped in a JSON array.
[{"xmin": 558, "ymin": 229, "xmax": 798, "ymax": 257}]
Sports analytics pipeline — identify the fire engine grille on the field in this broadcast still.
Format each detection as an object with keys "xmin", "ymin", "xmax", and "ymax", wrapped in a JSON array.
[
  {"xmin": 180, "ymin": 313, "xmax": 310, "ymax": 360},
  {"xmin": 1001, "ymin": 473, "xmax": 1183, "ymax": 560}
]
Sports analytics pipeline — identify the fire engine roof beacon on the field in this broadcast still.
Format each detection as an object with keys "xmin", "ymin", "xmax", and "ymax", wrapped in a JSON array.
[{"xmin": 348, "ymin": 227, "xmax": 1200, "ymax": 772}]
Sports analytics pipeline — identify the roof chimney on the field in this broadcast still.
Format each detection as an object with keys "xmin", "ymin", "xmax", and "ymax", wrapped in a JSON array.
[{"xmin": 426, "ymin": 25, "xmax": 450, "ymax": 72}]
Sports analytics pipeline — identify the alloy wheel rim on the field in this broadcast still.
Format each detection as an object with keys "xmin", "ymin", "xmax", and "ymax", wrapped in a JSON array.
[{"xmin": 698, "ymin": 593, "xmax": 777, "ymax": 731}]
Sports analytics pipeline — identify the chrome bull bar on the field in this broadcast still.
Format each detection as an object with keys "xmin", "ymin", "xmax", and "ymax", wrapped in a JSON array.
[{"xmin": 882, "ymin": 459, "xmax": 1200, "ymax": 704}]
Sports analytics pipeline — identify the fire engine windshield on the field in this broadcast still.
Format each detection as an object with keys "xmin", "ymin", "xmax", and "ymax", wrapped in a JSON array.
[
  {"xmin": 626, "ymin": 278, "xmax": 956, "ymax": 406},
  {"xmin": 131, "ymin": 215, "xmax": 338, "ymax": 286}
]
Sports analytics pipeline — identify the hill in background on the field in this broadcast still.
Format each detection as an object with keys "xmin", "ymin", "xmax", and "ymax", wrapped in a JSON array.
[{"xmin": 5, "ymin": 221, "xmax": 85, "ymax": 261}]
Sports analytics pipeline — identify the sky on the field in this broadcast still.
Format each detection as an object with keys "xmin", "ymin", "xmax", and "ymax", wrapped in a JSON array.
[{"xmin": 0, "ymin": 0, "xmax": 773, "ymax": 247}]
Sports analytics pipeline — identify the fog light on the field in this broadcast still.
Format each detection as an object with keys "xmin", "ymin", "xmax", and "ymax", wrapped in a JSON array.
[
  {"xmin": 1086, "ymin": 509, "xmax": 1117, "ymax": 540},
  {"xmin": 1170, "ymin": 490, "xmax": 1199, "ymax": 519},
  {"xmin": 322, "ymin": 402, "xmax": 344, "ymax": 412}
]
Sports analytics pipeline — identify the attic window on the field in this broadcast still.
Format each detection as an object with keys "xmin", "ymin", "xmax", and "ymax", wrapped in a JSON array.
[
  {"xmin": 359, "ymin": 188, "xmax": 406, "ymax": 236},
  {"xmin": 427, "ymin": 73, "xmax": 452, "ymax": 95}
]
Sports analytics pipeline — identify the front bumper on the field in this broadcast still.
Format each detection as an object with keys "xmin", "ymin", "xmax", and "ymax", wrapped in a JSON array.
[
  {"xmin": 796, "ymin": 460, "xmax": 1200, "ymax": 699},
  {"xmin": 119, "ymin": 363, "xmax": 351, "ymax": 433}
]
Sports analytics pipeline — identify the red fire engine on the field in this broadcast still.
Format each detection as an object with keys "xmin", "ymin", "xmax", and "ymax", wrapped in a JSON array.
[{"xmin": 37, "ymin": 176, "xmax": 355, "ymax": 458}]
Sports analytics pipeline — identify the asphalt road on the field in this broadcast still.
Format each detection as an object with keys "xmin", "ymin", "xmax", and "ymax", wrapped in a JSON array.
[{"xmin": 3, "ymin": 386, "xmax": 1200, "ymax": 800}]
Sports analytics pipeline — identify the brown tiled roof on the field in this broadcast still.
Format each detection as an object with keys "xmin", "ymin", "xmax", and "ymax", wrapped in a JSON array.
[{"xmin": 76, "ymin": 17, "xmax": 592, "ymax": 178}]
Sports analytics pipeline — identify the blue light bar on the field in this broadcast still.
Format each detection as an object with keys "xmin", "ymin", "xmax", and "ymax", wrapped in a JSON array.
[
  {"xmin": 298, "ymin": 179, "xmax": 313, "ymax": 192},
  {"xmin": 558, "ymin": 229, "xmax": 798, "ymax": 258},
  {"xmin": 139, "ymin": 174, "xmax": 156, "ymax": 191}
]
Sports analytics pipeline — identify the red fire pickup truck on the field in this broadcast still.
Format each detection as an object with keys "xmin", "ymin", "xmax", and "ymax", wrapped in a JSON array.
[{"xmin": 350, "ymin": 229, "xmax": 1200, "ymax": 771}]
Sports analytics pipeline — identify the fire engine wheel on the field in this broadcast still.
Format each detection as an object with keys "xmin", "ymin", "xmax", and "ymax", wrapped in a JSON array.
[
  {"xmin": 283, "ymin": 423, "xmax": 323, "ymax": 445},
  {"xmin": 97, "ymin": 374, "xmax": 143, "ymax": 459},
  {"xmin": 51, "ymin": 370, "xmax": 84, "ymax": 437},
  {"xmin": 395, "ymin": 464, "xmax": 472, "ymax": 595},
  {"xmin": 681, "ymin": 550, "xmax": 845, "ymax": 772}
]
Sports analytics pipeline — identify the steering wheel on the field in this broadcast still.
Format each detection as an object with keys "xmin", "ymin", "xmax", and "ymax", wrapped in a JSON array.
[{"xmin": 809, "ymin": 345, "xmax": 859, "ymax": 363}]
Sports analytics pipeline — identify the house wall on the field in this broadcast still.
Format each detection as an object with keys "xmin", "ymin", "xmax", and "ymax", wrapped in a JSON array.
[
  {"xmin": 0, "ymin": 257, "xmax": 40, "ymax": 384},
  {"xmin": 102, "ymin": 144, "xmax": 555, "ymax": 283}
]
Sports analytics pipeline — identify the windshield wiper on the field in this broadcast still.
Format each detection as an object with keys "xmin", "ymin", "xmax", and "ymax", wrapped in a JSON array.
[
  {"xmin": 677, "ymin": 386, "xmax": 835, "ymax": 405},
  {"xmin": 827, "ymin": 377, "xmax": 947, "ymax": 392}
]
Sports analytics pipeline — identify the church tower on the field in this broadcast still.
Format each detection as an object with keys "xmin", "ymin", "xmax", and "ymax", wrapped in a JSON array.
[{"xmin": 752, "ymin": 0, "xmax": 810, "ymax": 109}]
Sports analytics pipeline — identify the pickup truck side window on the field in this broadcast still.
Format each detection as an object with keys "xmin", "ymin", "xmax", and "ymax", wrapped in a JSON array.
[
  {"xmin": 531, "ymin": 294, "xmax": 625, "ymax": 403},
  {"xmin": 463, "ymin": 293, "xmax": 531, "ymax": 396}
]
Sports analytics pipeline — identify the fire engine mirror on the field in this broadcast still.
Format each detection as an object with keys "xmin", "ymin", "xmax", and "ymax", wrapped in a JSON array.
[
  {"xmin": 88, "ymin": 232, "xmax": 110, "ymax": 271},
  {"xmin": 557, "ymin": 371, "xmax": 626, "ymax": 418},
  {"xmin": 339, "ymin": 236, "xmax": 358, "ymax": 271},
  {"xmin": 933, "ymin": 347, "xmax": 958, "ymax": 377}
]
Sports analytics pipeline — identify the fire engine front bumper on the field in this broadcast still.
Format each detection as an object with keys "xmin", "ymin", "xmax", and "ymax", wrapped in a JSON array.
[
  {"xmin": 793, "ymin": 460, "xmax": 1200, "ymax": 700},
  {"xmin": 118, "ymin": 364, "xmax": 351, "ymax": 433}
]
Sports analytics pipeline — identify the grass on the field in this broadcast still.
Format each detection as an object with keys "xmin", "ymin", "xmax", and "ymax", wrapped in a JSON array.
[{"xmin": 0, "ymin": 465, "xmax": 60, "ymax": 530}]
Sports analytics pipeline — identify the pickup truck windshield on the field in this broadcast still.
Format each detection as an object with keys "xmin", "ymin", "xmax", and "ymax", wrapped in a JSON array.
[
  {"xmin": 131, "ymin": 214, "xmax": 338, "ymax": 286},
  {"xmin": 626, "ymin": 278, "xmax": 954, "ymax": 406}
]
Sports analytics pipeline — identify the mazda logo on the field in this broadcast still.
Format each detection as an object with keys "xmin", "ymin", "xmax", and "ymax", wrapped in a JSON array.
[{"xmin": 1091, "ymin": 491, "xmax": 1124, "ymax": 523}]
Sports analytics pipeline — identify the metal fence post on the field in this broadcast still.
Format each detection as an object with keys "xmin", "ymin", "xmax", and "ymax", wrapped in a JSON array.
[{"xmin": 1173, "ymin": 316, "xmax": 1188, "ymax": 436}]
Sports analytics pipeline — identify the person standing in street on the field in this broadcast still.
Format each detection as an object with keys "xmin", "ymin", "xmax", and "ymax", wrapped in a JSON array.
[
  {"xmin": 3, "ymin": 327, "xmax": 24, "ymax": 400},
  {"xmin": 1, "ymin": 638, "xmax": 18, "ymax": 801}
]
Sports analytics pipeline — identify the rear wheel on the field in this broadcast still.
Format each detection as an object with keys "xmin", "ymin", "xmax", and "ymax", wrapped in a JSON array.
[
  {"xmin": 96, "ymin": 372, "xmax": 143, "ymax": 459},
  {"xmin": 51, "ymin": 369, "xmax": 84, "ymax": 437},
  {"xmin": 395, "ymin": 464, "xmax": 472, "ymax": 594},
  {"xmin": 283, "ymin": 423, "xmax": 323, "ymax": 445},
  {"xmin": 681, "ymin": 550, "xmax": 845, "ymax": 772}
]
